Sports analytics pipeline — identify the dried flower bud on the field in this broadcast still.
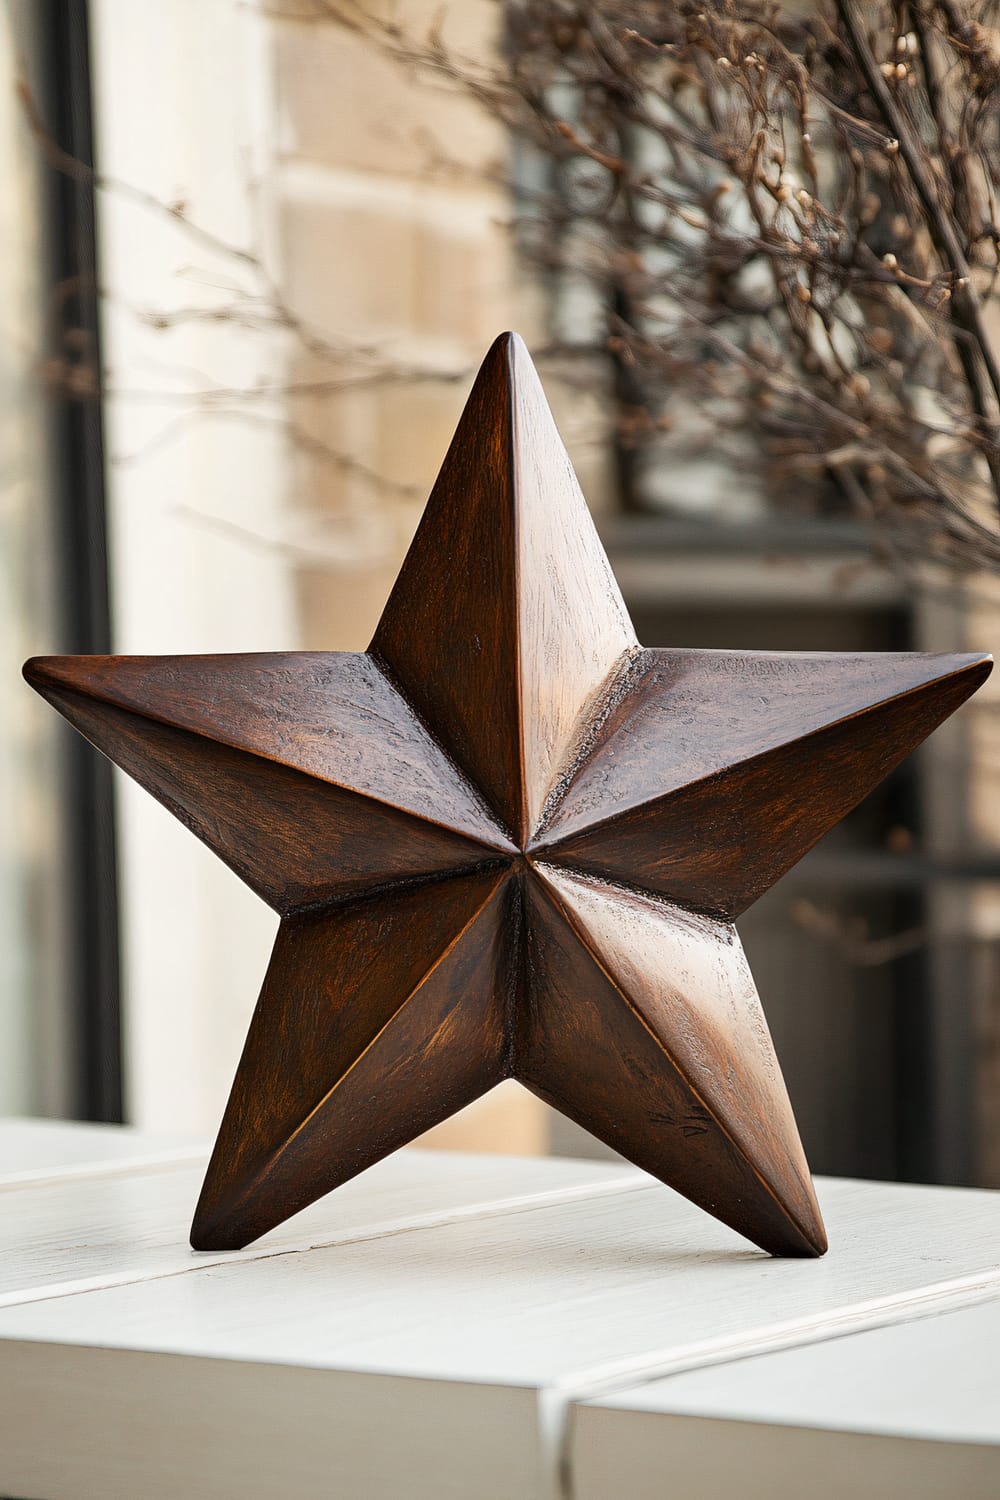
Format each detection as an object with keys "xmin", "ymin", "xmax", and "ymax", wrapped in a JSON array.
[
  {"xmin": 880, "ymin": 61, "xmax": 895, "ymax": 78},
  {"xmin": 955, "ymin": 276, "xmax": 970, "ymax": 289},
  {"xmin": 895, "ymin": 34, "xmax": 908, "ymax": 54},
  {"xmin": 796, "ymin": 189, "xmax": 812, "ymax": 207},
  {"xmin": 716, "ymin": 56, "xmax": 731, "ymax": 68},
  {"xmin": 882, "ymin": 252, "xmax": 898, "ymax": 269},
  {"xmin": 795, "ymin": 284, "xmax": 812, "ymax": 303},
  {"xmin": 776, "ymin": 185, "xmax": 792, "ymax": 202},
  {"xmin": 895, "ymin": 63, "xmax": 908, "ymax": 79},
  {"xmin": 884, "ymin": 138, "xmax": 900, "ymax": 155}
]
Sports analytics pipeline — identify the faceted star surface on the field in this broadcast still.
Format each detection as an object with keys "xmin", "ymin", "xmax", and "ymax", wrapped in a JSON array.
[{"xmin": 25, "ymin": 333, "xmax": 992, "ymax": 1257}]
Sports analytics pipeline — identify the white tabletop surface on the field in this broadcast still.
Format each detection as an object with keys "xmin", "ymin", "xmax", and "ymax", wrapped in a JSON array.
[
  {"xmin": 0, "ymin": 1115, "xmax": 206, "ymax": 1182},
  {"xmin": 572, "ymin": 1299, "xmax": 1000, "ymax": 1500},
  {"xmin": 1, "ymin": 1117, "xmax": 998, "ymax": 1500}
]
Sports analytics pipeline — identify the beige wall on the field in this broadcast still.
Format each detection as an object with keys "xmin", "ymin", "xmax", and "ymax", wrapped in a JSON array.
[
  {"xmin": 272, "ymin": 1, "xmax": 516, "ymax": 647},
  {"xmin": 90, "ymin": 0, "xmax": 297, "ymax": 1134},
  {"xmin": 91, "ymin": 0, "xmax": 550, "ymax": 1151}
]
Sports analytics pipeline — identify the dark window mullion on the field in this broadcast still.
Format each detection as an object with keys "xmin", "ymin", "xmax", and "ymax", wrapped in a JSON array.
[{"xmin": 41, "ymin": 0, "xmax": 122, "ymax": 1122}]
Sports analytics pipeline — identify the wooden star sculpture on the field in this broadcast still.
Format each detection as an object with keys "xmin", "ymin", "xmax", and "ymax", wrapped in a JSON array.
[{"xmin": 25, "ymin": 334, "xmax": 991, "ymax": 1259}]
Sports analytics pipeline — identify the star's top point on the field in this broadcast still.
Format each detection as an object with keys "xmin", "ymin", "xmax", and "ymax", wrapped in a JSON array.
[{"xmin": 371, "ymin": 332, "xmax": 637, "ymax": 847}]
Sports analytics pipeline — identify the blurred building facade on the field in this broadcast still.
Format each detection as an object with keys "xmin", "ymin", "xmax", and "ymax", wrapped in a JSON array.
[{"xmin": 3, "ymin": 0, "xmax": 999, "ymax": 1186}]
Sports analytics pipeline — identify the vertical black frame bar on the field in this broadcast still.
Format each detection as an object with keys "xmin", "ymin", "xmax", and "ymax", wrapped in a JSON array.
[
  {"xmin": 880, "ymin": 611, "xmax": 934, "ymax": 1184},
  {"xmin": 41, "ymin": 0, "xmax": 122, "ymax": 1121}
]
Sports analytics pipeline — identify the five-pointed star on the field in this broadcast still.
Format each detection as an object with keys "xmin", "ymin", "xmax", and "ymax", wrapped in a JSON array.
[{"xmin": 26, "ymin": 334, "xmax": 991, "ymax": 1257}]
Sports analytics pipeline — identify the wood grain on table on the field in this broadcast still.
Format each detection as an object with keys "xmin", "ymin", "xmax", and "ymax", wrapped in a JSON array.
[
  {"xmin": 571, "ymin": 1300, "xmax": 1000, "ymax": 1500},
  {"xmin": 0, "ymin": 1122, "xmax": 998, "ymax": 1500}
]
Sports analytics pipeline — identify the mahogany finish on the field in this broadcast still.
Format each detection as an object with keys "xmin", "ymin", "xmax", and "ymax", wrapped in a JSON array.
[{"xmin": 25, "ymin": 332, "xmax": 992, "ymax": 1258}]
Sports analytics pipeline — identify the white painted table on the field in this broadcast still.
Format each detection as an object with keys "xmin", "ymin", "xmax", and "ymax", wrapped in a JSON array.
[{"xmin": 1, "ymin": 1119, "xmax": 998, "ymax": 1500}]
